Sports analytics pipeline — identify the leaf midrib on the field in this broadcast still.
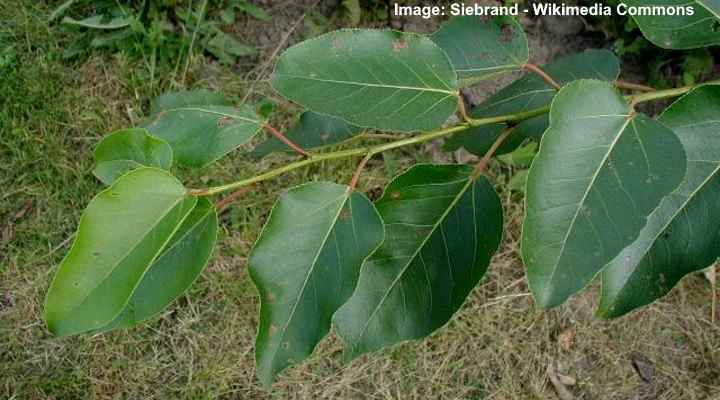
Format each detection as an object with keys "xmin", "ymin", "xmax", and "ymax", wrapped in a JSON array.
[
  {"xmin": 545, "ymin": 112, "xmax": 634, "ymax": 292},
  {"xmin": 63, "ymin": 192, "xmax": 191, "ymax": 318},
  {"xmin": 354, "ymin": 176, "xmax": 474, "ymax": 342},
  {"xmin": 268, "ymin": 189, "xmax": 351, "ymax": 369},
  {"xmin": 605, "ymin": 159, "xmax": 720, "ymax": 305},
  {"xmin": 276, "ymin": 73, "xmax": 458, "ymax": 96}
]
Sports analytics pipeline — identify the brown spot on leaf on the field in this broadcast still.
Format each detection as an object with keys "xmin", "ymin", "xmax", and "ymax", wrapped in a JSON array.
[
  {"xmin": 218, "ymin": 116, "xmax": 234, "ymax": 128},
  {"xmin": 393, "ymin": 39, "xmax": 408, "ymax": 52},
  {"xmin": 390, "ymin": 191, "xmax": 401, "ymax": 199},
  {"xmin": 500, "ymin": 24, "xmax": 515, "ymax": 43},
  {"xmin": 339, "ymin": 208, "xmax": 351, "ymax": 220}
]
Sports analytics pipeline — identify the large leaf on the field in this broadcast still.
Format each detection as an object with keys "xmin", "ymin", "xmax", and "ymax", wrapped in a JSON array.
[
  {"xmin": 271, "ymin": 29, "xmax": 459, "ymax": 132},
  {"xmin": 250, "ymin": 111, "xmax": 363, "ymax": 159},
  {"xmin": 334, "ymin": 164, "xmax": 503, "ymax": 358},
  {"xmin": 93, "ymin": 128, "xmax": 173, "ymax": 185},
  {"xmin": 99, "ymin": 198, "xmax": 218, "ymax": 331},
  {"xmin": 521, "ymin": 80, "xmax": 687, "ymax": 309},
  {"xmin": 444, "ymin": 49, "xmax": 620, "ymax": 156},
  {"xmin": 431, "ymin": 15, "xmax": 529, "ymax": 86},
  {"xmin": 44, "ymin": 168, "xmax": 197, "ymax": 336},
  {"xmin": 626, "ymin": 0, "xmax": 720, "ymax": 49},
  {"xmin": 143, "ymin": 90, "xmax": 263, "ymax": 168},
  {"xmin": 599, "ymin": 84, "xmax": 720, "ymax": 318},
  {"xmin": 248, "ymin": 183, "xmax": 384, "ymax": 386}
]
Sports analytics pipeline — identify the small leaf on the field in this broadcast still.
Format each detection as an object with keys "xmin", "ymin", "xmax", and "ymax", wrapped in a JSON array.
[
  {"xmin": 626, "ymin": 0, "xmax": 720, "ymax": 49},
  {"xmin": 431, "ymin": 15, "xmax": 529, "ymax": 86},
  {"xmin": 62, "ymin": 15, "xmax": 133, "ymax": 30},
  {"xmin": 44, "ymin": 168, "xmax": 197, "ymax": 336},
  {"xmin": 521, "ymin": 80, "xmax": 687, "ymax": 309},
  {"xmin": 143, "ymin": 90, "xmax": 263, "ymax": 168},
  {"xmin": 99, "ymin": 198, "xmax": 218, "ymax": 331},
  {"xmin": 498, "ymin": 142, "xmax": 537, "ymax": 168},
  {"xmin": 250, "ymin": 111, "xmax": 363, "ymax": 158},
  {"xmin": 271, "ymin": 29, "xmax": 459, "ymax": 132},
  {"xmin": 93, "ymin": 128, "xmax": 173, "ymax": 185},
  {"xmin": 444, "ymin": 49, "xmax": 620, "ymax": 157},
  {"xmin": 342, "ymin": 0, "xmax": 362, "ymax": 26},
  {"xmin": 249, "ymin": 183, "xmax": 384, "ymax": 386},
  {"xmin": 206, "ymin": 32, "xmax": 255, "ymax": 65},
  {"xmin": 598, "ymin": 84, "xmax": 720, "ymax": 318},
  {"xmin": 334, "ymin": 164, "xmax": 503, "ymax": 358}
]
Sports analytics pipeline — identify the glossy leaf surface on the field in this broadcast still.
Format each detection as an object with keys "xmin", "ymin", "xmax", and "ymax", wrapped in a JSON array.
[
  {"xmin": 431, "ymin": 15, "xmax": 528, "ymax": 86},
  {"xmin": 271, "ymin": 29, "xmax": 459, "ymax": 132},
  {"xmin": 626, "ymin": 0, "xmax": 720, "ymax": 49},
  {"xmin": 45, "ymin": 168, "xmax": 196, "ymax": 336},
  {"xmin": 143, "ymin": 90, "xmax": 263, "ymax": 168},
  {"xmin": 100, "ymin": 198, "xmax": 218, "ymax": 330},
  {"xmin": 250, "ymin": 111, "xmax": 363, "ymax": 158},
  {"xmin": 521, "ymin": 80, "xmax": 687, "ymax": 309},
  {"xmin": 444, "ymin": 49, "xmax": 620, "ymax": 156},
  {"xmin": 334, "ymin": 164, "xmax": 503, "ymax": 358},
  {"xmin": 249, "ymin": 183, "xmax": 384, "ymax": 386},
  {"xmin": 93, "ymin": 128, "xmax": 173, "ymax": 185},
  {"xmin": 599, "ymin": 84, "xmax": 720, "ymax": 317}
]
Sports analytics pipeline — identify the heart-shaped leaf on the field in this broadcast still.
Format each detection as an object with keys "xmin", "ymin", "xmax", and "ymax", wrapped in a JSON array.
[
  {"xmin": 248, "ymin": 183, "xmax": 384, "ymax": 386},
  {"xmin": 250, "ymin": 111, "xmax": 363, "ymax": 159},
  {"xmin": 44, "ymin": 168, "xmax": 197, "ymax": 336},
  {"xmin": 444, "ymin": 49, "xmax": 620, "ymax": 157},
  {"xmin": 93, "ymin": 128, "xmax": 173, "ymax": 185},
  {"xmin": 334, "ymin": 164, "xmax": 503, "ymax": 358},
  {"xmin": 98, "ymin": 197, "xmax": 218, "ymax": 331},
  {"xmin": 521, "ymin": 80, "xmax": 687, "ymax": 309},
  {"xmin": 143, "ymin": 90, "xmax": 263, "ymax": 168},
  {"xmin": 271, "ymin": 29, "xmax": 459, "ymax": 132},
  {"xmin": 431, "ymin": 15, "xmax": 529, "ymax": 86},
  {"xmin": 599, "ymin": 84, "xmax": 720, "ymax": 317},
  {"xmin": 626, "ymin": 0, "xmax": 720, "ymax": 49}
]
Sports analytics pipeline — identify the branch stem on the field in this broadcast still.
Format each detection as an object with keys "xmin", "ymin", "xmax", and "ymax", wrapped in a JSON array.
[
  {"xmin": 473, "ymin": 127, "xmax": 514, "ymax": 179},
  {"xmin": 616, "ymin": 80, "xmax": 656, "ymax": 92},
  {"xmin": 263, "ymin": 123, "xmax": 310, "ymax": 157},
  {"xmin": 522, "ymin": 63, "xmax": 561, "ymax": 90},
  {"xmin": 188, "ymin": 82, "xmax": 709, "ymax": 197}
]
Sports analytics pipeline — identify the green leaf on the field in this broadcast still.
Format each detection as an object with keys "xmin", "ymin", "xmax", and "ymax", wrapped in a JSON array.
[
  {"xmin": 521, "ymin": 80, "xmax": 687, "ymax": 309},
  {"xmin": 62, "ymin": 15, "xmax": 133, "ymax": 30},
  {"xmin": 248, "ymin": 183, "xmax": 384, "ymax": 386},
  {"xmin": 334, "ymin": 164, "xmax": 503, "ymax": 358},
  {"xmin": 508, "ymin": 169, "xmax": 529, "ymax": 193},
  {"xmin": 271, "ymin": 29, "xmax": 459, "ymax": 132},
  {"xmin": 98, "ymin": 198, "xmax": 218, "ymax": 331},
  {"xmin": 444, "ymin": 49, "xmax": 620, "ymax": 157},
  {"xmin": 44, "ymin": 168, "xmax": 197, "ymax": 336},
  {"xmin": 93, "ymin": 128, "xmax": 173, "ymax": 185},
  {"xmin": 498, "ymin": 142, "xmax": 537, "ymax": 168},
  {"xmin": 598, "ymin": 84, "xmax": 720, "ymax": 318},
  {"xmin": 206, "ymin": 32, "xmax": 255, "ymax": 65},
  {"xmin": 626, "ymin": 0, "xmax": 720, "ymax": 49},
  {"xmin": 143, "ymin": 90, "xmax": 263, "ymax": 168},
  {"xmin": 431, "ymin": 15, "xmax": 529, "ymax": 86},
  {"xmin": 48, "ymin": 0, "xmax": 77, "ymax": 22},
  {"xmin": 250, "ymin": 111, "xmax": 363, "ymax": 158}
]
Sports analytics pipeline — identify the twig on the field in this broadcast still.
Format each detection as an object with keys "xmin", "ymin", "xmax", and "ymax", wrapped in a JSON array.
[
  {"xmin": 187, "ymin": 83, "xmax": 710, "ymax": 197},
  {"xmin": 457, "ymin": 95, "xmax": 471, "ymax": 122},
  {"xmin": 263, "ymin": 123, "xmax": 310, "ymax": 157},
  {"xmin": 348, "ymin": 153, "xmax": 374, "ymax": 190},
  {"xmin": 616, "ymin": 80, "xmax": 656, "ymax": 92},
  {"xmin": 523, "ymin": 63, "xmax": 562, "ymax": 90},
  {"xmin": 472, "ymin": 127, "xmax": 514, "ymax": 179},
  {"xmin": 215, "ymin": 186, "xmax": 254, "ymax": 212}
]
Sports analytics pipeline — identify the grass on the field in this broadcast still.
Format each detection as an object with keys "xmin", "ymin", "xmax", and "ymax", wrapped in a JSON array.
[{"xmin": 1, "ymin": 1, "xmax": 719, "ymax": 399}]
